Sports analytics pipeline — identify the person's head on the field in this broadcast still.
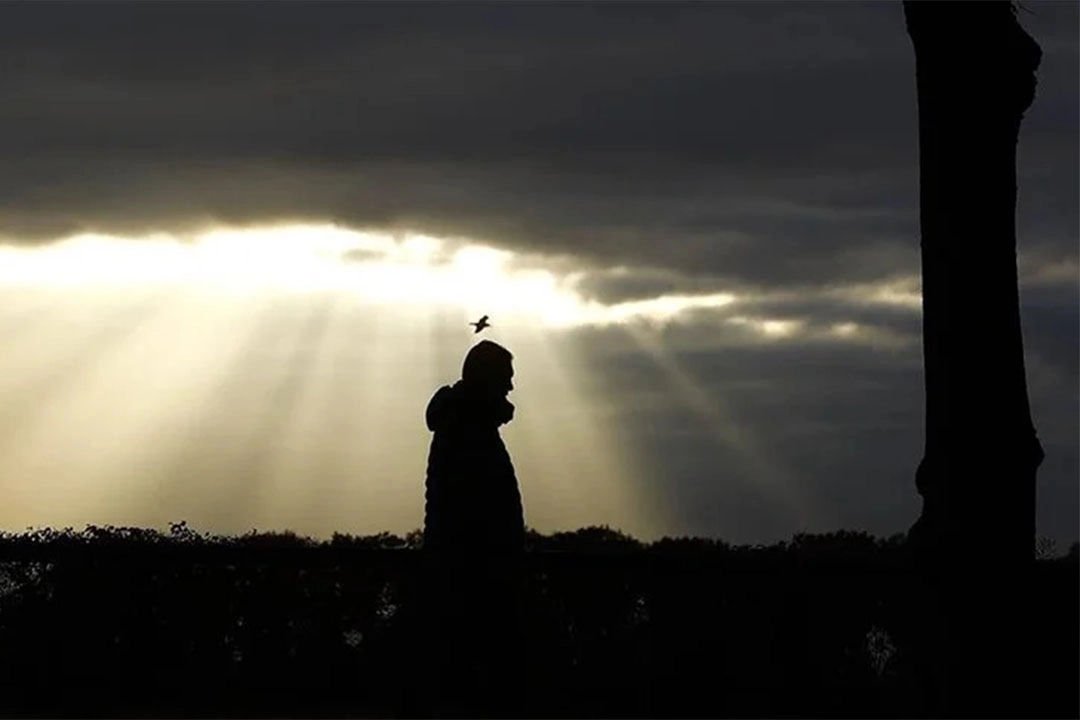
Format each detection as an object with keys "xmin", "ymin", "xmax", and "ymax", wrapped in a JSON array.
[{"xmin": 461, "ymin": 340, "xmax": 514, "ymax": 398}]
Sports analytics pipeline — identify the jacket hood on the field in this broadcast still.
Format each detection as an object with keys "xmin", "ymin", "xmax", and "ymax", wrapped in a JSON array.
[{"xmin": 426, "ymin": 381, "xmax": 514, "ymax": 432}]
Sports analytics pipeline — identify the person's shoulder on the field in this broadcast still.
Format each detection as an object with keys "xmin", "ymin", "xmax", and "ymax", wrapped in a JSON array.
[{"xmin": 426, "ymin": 383, "xmax": 462, "ymax": 431}]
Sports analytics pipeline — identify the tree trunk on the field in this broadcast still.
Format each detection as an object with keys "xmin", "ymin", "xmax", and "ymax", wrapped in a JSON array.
[{"xmin": 904, "ymin": 1, "xmax": 1043, "ymax": 715}]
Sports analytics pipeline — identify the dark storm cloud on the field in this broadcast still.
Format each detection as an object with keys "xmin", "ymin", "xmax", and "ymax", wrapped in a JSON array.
[
  {"xmin": 0, "ymin": 0, "xmax": 922, "ymax": 284},
  {"xmin": 2, "ymin": 2, "xmax": 1072, "ymax": 288},
  {"xmin": 1, "ymin": 2, "xmax": 1073, "ymax": 258},
  {"xmin": 570, "ymin": 267, "xmax": 725, "ymax": 304}
]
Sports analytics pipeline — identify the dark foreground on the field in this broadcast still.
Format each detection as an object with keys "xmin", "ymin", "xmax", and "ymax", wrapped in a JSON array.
[{"xmin": 0, "ymin": 525, "xmax": 1075, "ymax": 718}]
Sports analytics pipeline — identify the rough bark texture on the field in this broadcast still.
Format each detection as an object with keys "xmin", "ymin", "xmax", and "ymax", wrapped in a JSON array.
[{"xmin": 904, "ymin": 2, "xmax": 1043, "ymax": 715}]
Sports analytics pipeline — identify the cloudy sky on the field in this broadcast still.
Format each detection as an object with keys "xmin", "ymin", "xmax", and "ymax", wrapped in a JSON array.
[{"xmin": 0, "ymin": 1, "xmax": 1075, "ymax": 545}]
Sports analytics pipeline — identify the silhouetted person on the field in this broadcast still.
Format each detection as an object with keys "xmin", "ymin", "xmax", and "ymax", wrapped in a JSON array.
[
  {"xmin": 418, "ymin": 340, "xmax": 525, "ymax": 717},
  {"xmin": 424, "ymin": 340, "xmax": 524, "ymax": 552}
]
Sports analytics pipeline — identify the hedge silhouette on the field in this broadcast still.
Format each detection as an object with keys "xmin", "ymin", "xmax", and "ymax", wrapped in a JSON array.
[{"xmin": 0, "ymin": 524, "xmax": 1075, "ymax": 718}]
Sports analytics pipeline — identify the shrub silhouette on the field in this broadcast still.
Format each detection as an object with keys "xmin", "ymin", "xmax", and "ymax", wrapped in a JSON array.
[{"xmin": 0, "ymin": 523, "xmax": 1074, "ymax": 718}]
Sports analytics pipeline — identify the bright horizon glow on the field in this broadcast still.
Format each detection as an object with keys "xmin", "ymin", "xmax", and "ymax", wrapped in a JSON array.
[
  {"xmin": 0, "ymin": 225, "xmax": 745, "ymax": 329},
  {"xmin": 0, "ymin": 224, "xmax": 921, "ymax": 335}
]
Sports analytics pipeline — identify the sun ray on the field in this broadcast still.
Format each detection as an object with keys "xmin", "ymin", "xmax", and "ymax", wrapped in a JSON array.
[
  {"xmin": 181, "ymin": 295, "xmax": 332, "ymax": 529},
  {"xmin": 0, "ymin": 224, "xmax": 832, "ymax": 539},
  {"xmin": 0, "ymin": 293, "xmax": 177, "ymax": 453},
  {"xmin": 0, "ymin": 288, "xmax": 76, "ymax": 338},
  {"xmin": 501, "ymin": 323, "xmax": 664, "ymax": 539},
  {"xmin": 0, "ymin": 287, "xmax": 241, "ymax": 529},
  {"xmin": 272, "ymin": 299, "xmax": 433, "ymax": 538},
  {"xmin": 0, "ymin": 290, "xmax": 176, "ymax": 424},
  {"xmin": 256, "ymin": 294, "xmax": 378, "ymax": 535},
  {"xmin": 139, "ymin": 293, "xmax": 307, "ymax": 532},
  {"xmin": 221, "ymin": 292, "xmax": 340, "ymax": 527},
  {"xmin": 618, "ymin": 323, "xmax": 827, "ymax": 532},
  {"xmin": 278, "ymin": 293, "xmax": 360, "ymax": 530}
]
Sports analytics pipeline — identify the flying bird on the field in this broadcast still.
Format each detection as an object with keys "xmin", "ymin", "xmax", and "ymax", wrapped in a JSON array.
[{"xmin": 470, "ymin": 315, "xmax": 491, "ymax": 333}]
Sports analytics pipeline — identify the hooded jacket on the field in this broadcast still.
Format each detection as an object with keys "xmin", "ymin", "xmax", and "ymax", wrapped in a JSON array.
[{"xmin": 423, "ymin": 381, "xmax": 525, "ymax": 553}]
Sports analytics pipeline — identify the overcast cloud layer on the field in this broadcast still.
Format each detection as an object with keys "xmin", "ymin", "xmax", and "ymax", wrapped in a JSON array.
[{"xmin": 0, "ymin": 1, "xmax": 1075, "ymax": 543}]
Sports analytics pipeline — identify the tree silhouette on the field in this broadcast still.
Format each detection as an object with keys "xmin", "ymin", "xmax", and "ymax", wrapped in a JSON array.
[
  {"xmin": 903, "ymin": 2, "xmax": 1045, "ymax": 715},
  {"xmin": 905, "ymin": 0, "xmax": 1043, "ymax": 565}
]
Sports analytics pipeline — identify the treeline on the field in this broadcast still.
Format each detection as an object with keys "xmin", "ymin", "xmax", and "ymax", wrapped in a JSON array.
[
  {"xmin": 0, "ymin": 524, "xmax": 1075, "ymax": 718},
  {"xmin": 4, "ymin": 521, "xmax": 1074, "ymax": 557}
]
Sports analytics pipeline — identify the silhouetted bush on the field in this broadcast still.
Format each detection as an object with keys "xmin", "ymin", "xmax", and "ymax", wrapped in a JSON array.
[{"xmin": 0, "ymin": 524, "xmax": 1074, "ymax": 718}]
